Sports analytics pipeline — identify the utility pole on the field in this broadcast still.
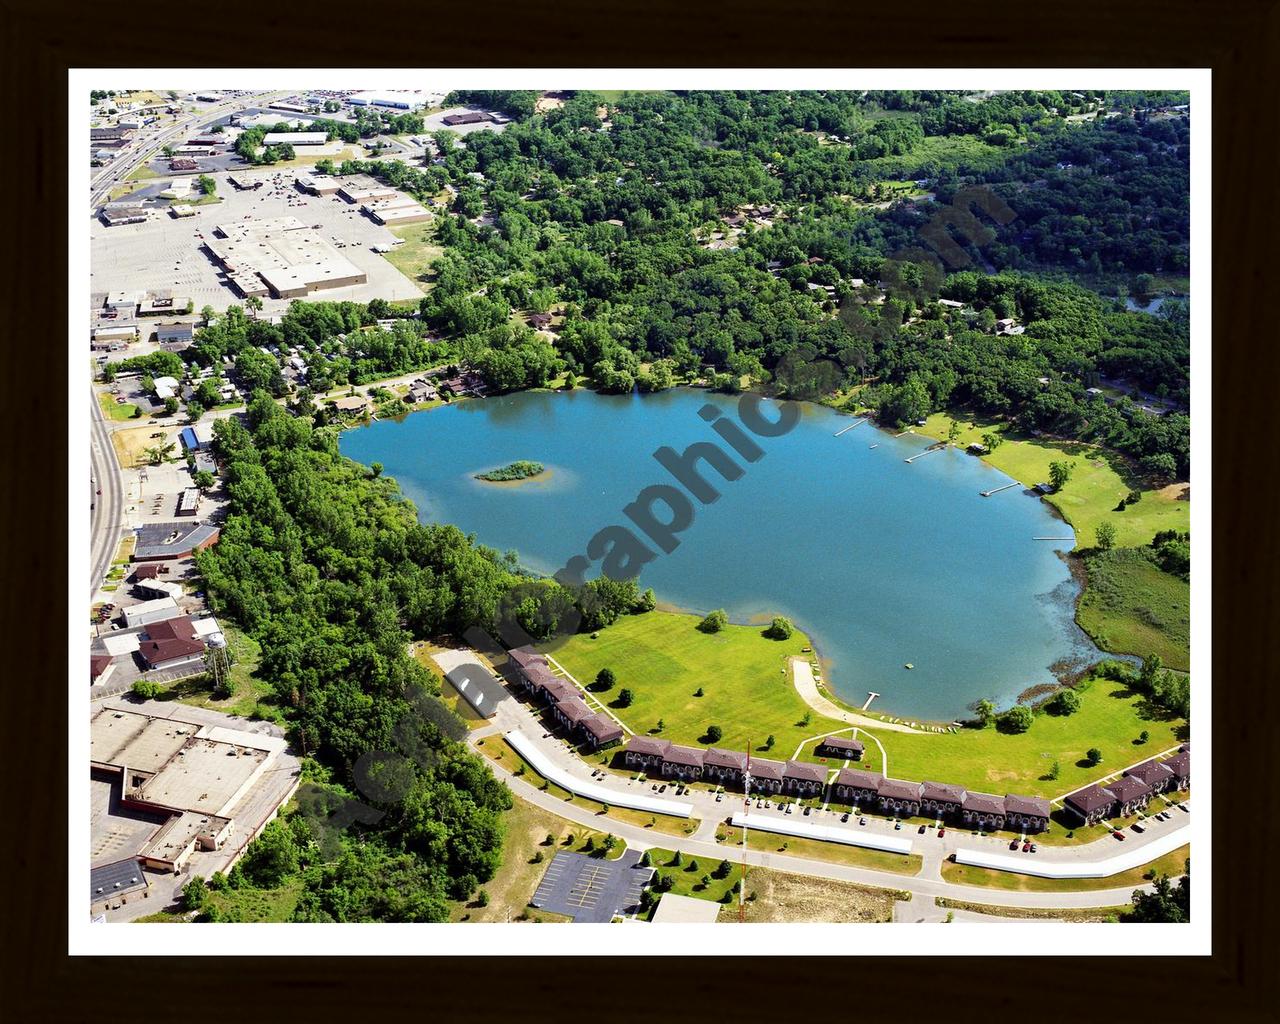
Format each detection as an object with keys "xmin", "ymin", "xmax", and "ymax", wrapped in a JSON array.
[{"xmin": 739, "ymin": 744, "xmax": 751, "ymax": 923}]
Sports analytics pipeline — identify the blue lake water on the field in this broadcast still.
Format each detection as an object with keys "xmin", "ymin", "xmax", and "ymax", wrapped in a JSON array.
[{"xmin": 340, "ymin": 389, "xmax": 1103, "ymax": 720}]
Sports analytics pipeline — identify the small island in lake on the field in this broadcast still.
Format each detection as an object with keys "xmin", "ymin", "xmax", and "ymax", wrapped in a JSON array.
[{"xmin": 475, "ymin": 460, "xmax": 546, "ymax": 482}]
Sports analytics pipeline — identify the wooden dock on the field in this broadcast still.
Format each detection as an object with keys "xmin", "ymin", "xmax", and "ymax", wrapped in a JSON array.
[
  {"xmin": 1034, "ymin": 536, "xmax": 1075, "ymax": 541},
  {"xmin": 905, "ymin": 445, "xmax": 946, "ymax": 464},
  {"xmin": 833, "ymin": 418, "xmax": 866, "ymax": 437},
  {"xmin": 981, "ymin": 482, "xmax": 1020, "ymax": 497},
  {"xmin": 893, "ymin": 428, "xmax": 914, "ymax": 438}
]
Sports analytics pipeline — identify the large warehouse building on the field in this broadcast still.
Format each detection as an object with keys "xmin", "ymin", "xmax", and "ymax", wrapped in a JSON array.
[
  {"xmin": 203, "ymin": 216, "xmax": 368, "ymax": 298},
  {"xmin": 262, "ymin": 131, "xmax": 328, "ymax": 146}
]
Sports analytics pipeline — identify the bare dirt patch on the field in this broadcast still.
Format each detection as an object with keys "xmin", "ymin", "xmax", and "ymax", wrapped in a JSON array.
[{"xmin": 733, "ymin": 869, "xmax": 899, "ymax": 923}]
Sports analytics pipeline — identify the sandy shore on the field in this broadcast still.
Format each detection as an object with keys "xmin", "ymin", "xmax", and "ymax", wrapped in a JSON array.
[{"xmin": 790, "ymin": 657, "xmax": 927, "ymax": 735}]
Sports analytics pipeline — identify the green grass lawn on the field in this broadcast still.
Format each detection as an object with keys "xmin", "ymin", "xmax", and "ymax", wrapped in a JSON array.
[
  {"xmin": 97, "ymin": 391, "xmax": 140, "ymax": 421},
  {"xmin": 206, "ymin": 878, "xmax": 305, "ymax": 922},
  {"xmin": 733, "ymin": 830, "xmax": 923, "ymax": 875},
  {"xmin": 544, "ymin": 610, "xmax": 847, "ymax": 755},
  {"xmin": 380, "ymin": 222, "xmax": 444, "ymax": 292},
  {"xmin": 913, "ymin": 411, "xmax": 1189, "ymax": 548},
  {"xmin": 163, "ymin": 625, "xmax": 282, "ymax": 722},
  {"xmin": 859, "ymin": 674, "xmax": 1185, "ymax": 797},
  {"xmin": 1077, "ymin": 548, "xmax": 1190, "ymax": 670},
  {"xmin": 941, "ymin": 843, "xmax": 1188, "ymax": 892},
  {"xmin": 646, "ymin": 847, "xmax": 739, "ymax": 913}
]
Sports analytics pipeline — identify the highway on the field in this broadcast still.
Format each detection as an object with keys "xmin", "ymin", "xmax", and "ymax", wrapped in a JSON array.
[
  {"xmin": 89, "ymin": 389, "xmax": 124, "ymax": 596},
  {"xmin": 89, "ymin": 90, "xmax": 288, "ymax": 212}
]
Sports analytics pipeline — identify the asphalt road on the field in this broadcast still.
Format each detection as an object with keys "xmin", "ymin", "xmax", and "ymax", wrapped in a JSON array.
[
  {"xmin": 89, "ymin": 388, "xmax": 123, "ymax": 596},
  {"xmin": 89, "ymin": 91, "xmax": 288, "ymax": 212}
]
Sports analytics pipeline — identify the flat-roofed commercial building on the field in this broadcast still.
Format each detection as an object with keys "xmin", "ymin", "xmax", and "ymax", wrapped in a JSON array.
[
  {"xmin": 262, "ymin": 131, "xmax": 328, "ymax": 146},
  {"xmin": 90, "ymin": 704, "xmax": 295, "ymax": 876},
  {"xmin": 368, "ymin": 202, "xmax": 431, "ymax": 225},
  {"xmin": 348, "ymin": 90, "xmax": 429, "ymax": 110},
  {"xmin": 295, "ymin": 172, "xmax": 341, "ymax": 195},
  {"xmin": 203, "ymin": 216, "xmax": 367, "ymax": 299}
]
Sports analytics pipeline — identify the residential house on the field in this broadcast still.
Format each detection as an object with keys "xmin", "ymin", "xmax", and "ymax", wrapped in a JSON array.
[
  {"xmin": 659, "ymin": 745, "xmax": 705, "ymax": 781},
  {"xmin": 623, "ymin": 736, "xmax": 671, "ymax": 771},
  {"xmin": 1124, "ymin": 759, "xmax": 1176, "ymax": 794},
  {"xmin": 831, "ymin": 768, "xmax": 881, "ymax": 807},
  {"xmin": 551, "ymin": 695, "xmax": 593, "ymax": 735},
  {"xmin": 579, "ymin": 713, "xmax": 623, "ymax": 751},
  {"xmin": 816, "ymin": 735, "xmax": 864, "ymax": 761},
  {"xmin": 783, "ymin": 760, "xmax": 827, "ymax": 798},
  {"xmin": 1063, "ymin": 783, "xmax": 1117, "ymax": 826},
  {"xmin": 91, "ymin": 654, "xmax": 115, "ymax": 687},
  {"xmin": 1003, "ymin": 794, "xmax": 1051, "ymax": 834},
  {"xmin": 876, "ymin": 778, "xmax": 923, "ymax": 817},
  {"xmin": 1107, "ymin": 775, "xmax": 1152, "ymax": 817},
  {"xmin": 745, "ymin": 758, "xmax": 785, "ymax": 795},
  {"xmin": 1162, "ymin": 751, "xmax": 1191, "ymax": 791},
  {"xmin": 702, "ymin": 748, "xmax": 748, "ymax": 787},
  {"xmin": 919, "ymin": 781, "xmax": 967, "ymax": 820},
  {"xmin": 961, "ymin": 792, "xmax": 1007, "ymax": 831}
]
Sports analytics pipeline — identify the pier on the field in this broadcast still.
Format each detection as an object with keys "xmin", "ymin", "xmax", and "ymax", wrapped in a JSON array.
[
  {"xmin": 862, "ymin": 691, "xmax": 880, "ymax": 710},
  {"xmin": 904, "ymin": 444, "xmax": 947, "ymax": 464},
  {"xmin": 1034, "ymin": 536, "xmax": 1075, "ymax": 541},
  {"xmin": 980, "ymin": 482, "xmax": 1020, "ymax": 497},
  {"xmin": 833, "ymin": 418, "xmax": 866, "ymax": 437}
]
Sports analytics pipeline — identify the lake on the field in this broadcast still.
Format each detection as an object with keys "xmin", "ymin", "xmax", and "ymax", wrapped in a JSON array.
[{"xmin": 340, "ymin": 388, "xmax": 1103, "ymax": 720}]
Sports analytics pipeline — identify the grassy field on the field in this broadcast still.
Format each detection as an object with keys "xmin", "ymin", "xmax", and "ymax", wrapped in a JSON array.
[
  {"xmin": 380, "ymin": 222, "xmax": 444, "ymax": 292},
  {"xmin": 1077, "ymin": 549, "xmax": 1190, "ymax": 670},
  {"xmin": 449, "ymin": 793, "xmax": 627, "ymax": 923},
  {"xmin": 206, "ymin": 878, "xmax": 305, "ymax": 922},
  {"xmin": 98, "ymin": 391, "xmax": 141, "ymax": 421},
  {"xmin": 647, "ymin": 846, "xmax": 902, "ymax": 922},
  {"xmin": 545, "ymin": 610, "xmax": 847, "ymax": 755},
  {"xmin": 941, "ymin": 844, "xmax": 1188, "ymax": 892},
  {"xmin": 733, "ymin": 830, "xmax": 923, "ymax": 876},
  {"xmin": 110, "ymin": 424, "xmax": 175, "ymax": 469},
  {"xmin": 164, "ymin": 625, "xmax": 282, "ymax": 722},
  {"xmin": 936, "ymin": 898, "xmax": 1125, "ymax": 922},
  {"xmin": 857, "ymin": 674, "xmax": 1185, "ymax": 797},
  {"xmin": 912, "ymin": 411, "xmax": 1189, "ymax": 549}
]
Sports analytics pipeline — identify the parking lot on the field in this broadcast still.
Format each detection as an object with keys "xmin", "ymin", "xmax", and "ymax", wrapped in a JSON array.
[
  {"xmin": 529, "ymin": 849, "xmax": 653, "ymax": 923},
  {"xmin": 91, "ymin": 169, "xmax": 425, "ymax": 314}
]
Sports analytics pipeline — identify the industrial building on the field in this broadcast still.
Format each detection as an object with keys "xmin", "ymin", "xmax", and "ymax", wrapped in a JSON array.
[
  {"xmin": 202, "ymin": 216, "xmax": 367, "ymax": 299},
  {"xmin": 295, "ymin": 172, "xmax": 341, "ymax": 195},
  {"xmin": 347, "ymin": 90, "xmax": 429, "ymax": 110},
  {"xmin": 362, "ymin": 194, "xmax": 432, "ymax": 225},
  {"xmin": 262, "ymin": 131, "xmax": 328, "ymax": 146},
  {"xmin": 90, "ymin": 704, "xmax": 294, "ymax": 875}
]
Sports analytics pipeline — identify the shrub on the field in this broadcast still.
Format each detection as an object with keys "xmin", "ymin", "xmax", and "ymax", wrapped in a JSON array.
[
  {"xmin": 593, "ymin": 667, "xmax": 616, "ymax": 692},
  {"xmin": 1086, "ymin": 747, "xmax": 1103, "ymax": 766},
  {"xmin": 704, "ymin": 724, "xmax": 723, "ymax": 743},
  {"xmin": 764, "ymin": 616, "xmax": 793, "ymax": 640},
  {"xmin": 698, "ymin": 609, "xmax": 728, "ymax": 633},
  {"xmin": 1049, "ymin": 688, "xmax": 1081, "ymax": 716},
  {"xmin": 998, "ymin": 704, "xmax": 1035, "ymax": 734}
]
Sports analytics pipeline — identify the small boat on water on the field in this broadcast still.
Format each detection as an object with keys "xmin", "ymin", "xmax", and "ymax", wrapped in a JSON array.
[
  {"xmin": 869, "ymin": 443, "xmax": 880, "ymax": 449},
  {"xmin": 904, "ymin": 663, "xmax": 914, "ymax": 670}
]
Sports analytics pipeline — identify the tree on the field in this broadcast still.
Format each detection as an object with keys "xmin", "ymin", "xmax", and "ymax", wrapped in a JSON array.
[
  {"xmin": 947, "ymin": 420, "xmax": 962, "ymax": 445},
  {"xmin": 602, "ymin": 834, "xmax": 617, "ymax": 855},
  {"xmin": 593, "ymin": 667, "xmax": 616, "ymax": 692},
  {"xmin": 163, "ymin": 397, "xmax": 180, "ymax": 416},
  {"xmin": 698, "ymin": 608, "xmax": 728, "ymax": 633},
  {"xmin": 974, "ymin": 699, "xmax": 996, "ymax": 726},
  {"xmin": 693, "ymin": 687, "xmax": 704, "ymax": 698},
  {"xmin": 1048, "ymin": 460, "xmax": 1074, "ymax": 491},
  {"xmin": 1095, "ymin": 521, "xmax": 1117, "ymax": 550},
  {"xmin": 715, "ymin": 858, "xmax": 732, "ymax": 879},
  {"xmin": 1138, "ymin": 729, "xmax": 1150, "ymax": 744},
  {"xmin": 181, "ymin": 875, "xmax": 209, "ymax": 913},
  {"xmin": 1047, "ymin": 760, "xmax": 1061, "ymax": 780},
  {"xmin": 476, "ymin": 889, "xmax": 490, "ymax": 907},
  {"xmin": 704, "ymin": 724, "xmax": 723, "ymax": 743},
  {"xmin": 246, "ymin": 295, "xmax": 263, "ymax": 320},
  {"xmin": 186, "ymin": 399, "xmax": 206, "ymax": 423},
  {"xmin": 655, "ymin": 718, "xmax": 665, "ymax": 733},
  {"xmin": 671, "ymin": 850, "xmax": 682, "ymax": 867},
  {"xmin": 197, "ymin": 174, "xmax": 217, "ymax": 196},
  {"xmin": 764, "ymin": 734, "xmax": 776, "ymax": 750},
  {"xmin": 616, "ymin": 688, "xmax": 634, "ymax": 708},
  {"xmin": 193, "ymin": 469, "xmax": 216, "ymax": 491},
  {"xmin": 1124, "ymin": 866, "xmax": 1189, "ymax": 923},
  {"xmin": 131, "ymin": 679, "xmax": 160, "ymax": 699},
  {"xmin": 764, "ymin": 616, "xmax": 793, "ymax": 640},
  {"xmin": 1050, "ymin": 688, "xmax": 1081, "ymax": 716},
  {"xmin": 981, "ymin": 431, "xmax": 1003, "ymax": 451},
  {"xmin": 639, "ymin": 850, "xmax": 651, "ymax": 867},
  {"xmin": 1086, "ymin": 747, "xmax": 1103, "ymax": 766},
  {"xmin": 370, "ymin": 462, "xmax": 384, "ymax": 479},
  {"xmin": 1139, "ymin": 653, "xmax": 1164, "ymax": 691},
  {"xmin": 998, "ymin": 704, "xmax": 1035, "ymax": 734}
]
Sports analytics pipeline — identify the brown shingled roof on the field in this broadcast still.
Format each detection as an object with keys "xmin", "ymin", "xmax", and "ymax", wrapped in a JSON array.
[
  {"xmin": 962, "ymin": 792, "xmax": 1006, "ymax": 815},
  {"xmin": 663, "ymin": 745, "xmax": 706, "ymax": 769},
  {"xmin": 747, "ymin": 757, "xmax": 786, "ymax": 781},
  {"xmin": 1064, "ymin": 783, "xmax": 1116, "ymax": 814},
  {"xmin": 1003, "ymin": 793, "xmax": 1051, "ymax": 818},
  {"xmin": 921, "ymin": 781, "xmax": 967, "ymax": 803},
  {"xmin": 784, "ymin": 760, "xmax": 827, "ymax": 784},
  {"xmin": 877, "ymin": 779, "xmax": 923, "ymax": 802},
  {"xmin": 1107, "ymin": 776, "xmax": 1151, "ymax": 803},
  {"xmin": 626, "ymin": 736, "xmax": 671, "ymax": 758},
  {"xmin": 508, "ymin": 645, "xmax": 547, "ymax": 670},
  {"xmin": 703, "ymin": 748, "xmax": 747, "ymax": 770},
  {"xmin": 581, "ymin": 714, "xmax": 623, "ymax": 744},
  {"xmin": 1124, "ymin": 759, "xmax": 1175, "ymax": 787},
  {"xmin": 835, "ymin": 767, "xmax": 881, "ymax": 790}
]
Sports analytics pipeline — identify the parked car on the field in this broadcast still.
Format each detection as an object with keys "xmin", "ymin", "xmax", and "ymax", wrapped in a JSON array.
[
  {"xmin": 894, "ymin": 821, "xmax": 902, "ymax": 830},
  {"xmin": 715, "ymin": 793, "xmax": 723, "ymax": 803},
  {"xmin": 1022, "ymin": 841, "xmax": 1031, "ymax": 852},
  {"xmin": 784, "ymin": 804, "xmax": 792, "ymax": 815},
  {"xmin": 1010, "ymin": 840, "xmax": 1020, "ymax": 850},
  {"xmin": 841, "ymin": 813, "xmax": 849, "ymax": 822},
  {"xmin": 1029, "ymin": 844, "xmax": 1037, "ymax": 853},
  {"xmin": 918, "ymin": 824, "xmax": 926, "ymax": 834},
  {"xmin": 859, "ymin": 817, "xmax": 867, "ymax": 826},
  {"xmin": 1132, "ymin": 824, "xmax": 1145, "ymax": 833},
  {"xmin": 937, "ymin": 828, "xmax": 945, "ymax": 837},
  {"xmin": 802, "ymin": 806, "xmax": 811, "ymax": 816},
  {"xmin": 1113, "ymin": 830, "xmax": 1126, "ymax": 840}
]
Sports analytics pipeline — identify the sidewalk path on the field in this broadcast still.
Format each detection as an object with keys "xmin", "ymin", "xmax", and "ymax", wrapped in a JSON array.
[{"xmin": 791, "ymin": 658, "xmax": 926, "ymax": 734}]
